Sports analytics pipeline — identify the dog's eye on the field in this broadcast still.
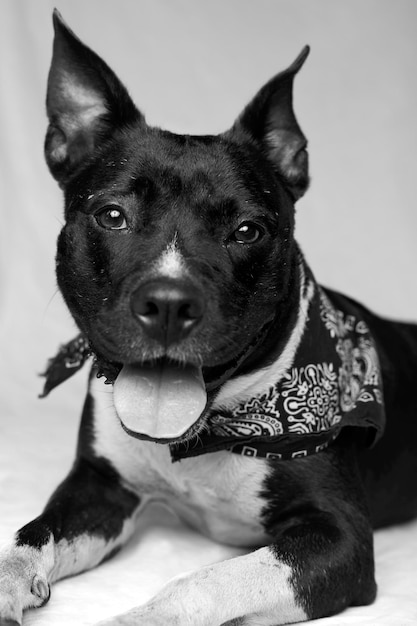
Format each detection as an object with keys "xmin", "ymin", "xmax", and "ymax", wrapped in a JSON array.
[
  {"xmin": 95, "ymin": 206, "xmax": 128, "ymax": 230},
  {"xmin": 231, "ymin": 222, "xmax": 263, "ymax": 244}
]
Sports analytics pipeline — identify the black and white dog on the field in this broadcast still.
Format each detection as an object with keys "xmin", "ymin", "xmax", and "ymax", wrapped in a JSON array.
[{"xmin": 1, "ymin": 10, "xmax": 417, "ymax": 626}]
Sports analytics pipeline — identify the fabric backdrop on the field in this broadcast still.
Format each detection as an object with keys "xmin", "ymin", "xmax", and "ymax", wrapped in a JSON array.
[{"xmin": 1, "ymin": 1, "xmax": 416, "ymax": 624}]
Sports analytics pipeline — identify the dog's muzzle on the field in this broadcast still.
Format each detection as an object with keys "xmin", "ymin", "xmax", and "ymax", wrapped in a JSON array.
[{"xmin": 105, "ymin": 278, "xmax": 209, "ymax": 444}]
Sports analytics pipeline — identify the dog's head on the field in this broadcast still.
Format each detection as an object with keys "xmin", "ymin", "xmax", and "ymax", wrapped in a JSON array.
[{"xmin": 45, "ymin": 11, "xmax": 309, "ymax": 442}]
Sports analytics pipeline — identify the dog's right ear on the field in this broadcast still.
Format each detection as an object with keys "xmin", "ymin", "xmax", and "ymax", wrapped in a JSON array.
[
  {"xmin": 45, "ymin": 10, "xmax": 143, "ymax": 186},
  {"xmin": 228, "ymin": 47, "xmax": 310, "ymax": 201}
]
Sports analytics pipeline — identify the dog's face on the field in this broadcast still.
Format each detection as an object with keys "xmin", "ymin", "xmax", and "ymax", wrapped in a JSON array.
[
  {"xmin": 57, "ymin": 127, "xmax": 297, "ymax": 369},
  {"xmin": 45, "ymin": 12, "xmax": 310, "ymax": 440}
]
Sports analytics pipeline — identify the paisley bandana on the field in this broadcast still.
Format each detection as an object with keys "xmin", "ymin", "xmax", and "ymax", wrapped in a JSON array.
[{"xmin": 41, "ymin": 270, "xmax": 385, "ymax": 463}]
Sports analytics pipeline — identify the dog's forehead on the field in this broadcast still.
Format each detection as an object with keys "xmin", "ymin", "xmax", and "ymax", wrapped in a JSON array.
[
  {"xmin": 101, "ymin": 127, "xmax": 268, "ymax": 200},
  {"xmin": 126, "ymin": 130, "xmax": 239, "ymax": 181}
]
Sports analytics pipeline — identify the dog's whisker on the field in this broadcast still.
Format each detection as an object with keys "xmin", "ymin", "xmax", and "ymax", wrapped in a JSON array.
[{"xmin": 41, "ymin": 288, "xmax": 61, "ymax": 322}]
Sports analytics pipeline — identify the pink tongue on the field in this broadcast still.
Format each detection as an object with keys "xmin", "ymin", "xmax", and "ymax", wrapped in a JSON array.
[{"xmin": 113, "ymin": 361, "xmax": 207, "ymax": 441}]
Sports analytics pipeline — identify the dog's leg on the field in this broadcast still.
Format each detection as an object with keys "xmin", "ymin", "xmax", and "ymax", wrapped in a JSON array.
[
  {"xmin": 95, "ymin": 538, "xmax": 373, "ymax": 626},
  {"xmin": 0, "ymin": 457, "xmax": 141, "ymax": 625},
  {"xmin": 94, "ymin": 547, "xmax": 307, "ymax": 626},
  {"xmin": 94, "ymin": 495, "xmax": 375, "ymax": 626}
]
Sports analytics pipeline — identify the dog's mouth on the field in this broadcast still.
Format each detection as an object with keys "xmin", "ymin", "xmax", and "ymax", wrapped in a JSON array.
[
  {"xmin": 113, "ymin": 358, "xmax": 207, "ymax": 443},
  {"xmin": 100, "ymin": 316, "xmax": 275, "ymax": 445}
]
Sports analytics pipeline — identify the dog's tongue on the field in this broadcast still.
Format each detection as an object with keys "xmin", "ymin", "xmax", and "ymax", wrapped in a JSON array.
[{"xmin": 113, "ymin": 361, "xmax": 207, "ymax": 441}]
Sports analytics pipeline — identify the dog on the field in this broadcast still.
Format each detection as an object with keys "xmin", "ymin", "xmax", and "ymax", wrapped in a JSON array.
[{"xmin": 1, "ymin": 9, "xmax": 417, "ymax": 626}]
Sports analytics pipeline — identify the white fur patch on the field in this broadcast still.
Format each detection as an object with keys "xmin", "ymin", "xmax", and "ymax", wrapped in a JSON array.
[
  {"xmin": 153, "ymin": 237, "xmax": 186, "ymax": 279},
  {"xmin": 95, "ymin": 547, "xmax": 306, "ymax": 625},
  {"xmin": 212, "ymin": 263, "xmax": 315, "ymax": 410}
]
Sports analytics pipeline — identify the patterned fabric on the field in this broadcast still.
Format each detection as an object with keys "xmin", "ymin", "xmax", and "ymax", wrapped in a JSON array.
[{"xmin": 170, "ymin": 282, "xmax": 386, "ymax": 462}]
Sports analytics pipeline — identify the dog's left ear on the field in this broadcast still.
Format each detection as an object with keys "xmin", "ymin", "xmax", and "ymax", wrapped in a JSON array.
[
  {"xmin": 229, "ymin": 46, "xmax": 310, "ymax": 201},
  {"xmin": 45, "ymin": 10, "xmax": 143, "ymax": 186}
]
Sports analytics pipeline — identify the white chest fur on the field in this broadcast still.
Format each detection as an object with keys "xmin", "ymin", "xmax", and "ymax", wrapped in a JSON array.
[{"xmin": 90, "ymin": 377, "xmax": 270, "ymax": 547}]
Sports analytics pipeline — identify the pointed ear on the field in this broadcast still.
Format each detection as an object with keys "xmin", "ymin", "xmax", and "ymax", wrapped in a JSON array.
[
  {"xmin": 45, "ymin": 10, "xmax": 143, "ymax": 186},
  {"xmin": 230, "ymin": 46, "xmax": 310, "ymax": 201}
]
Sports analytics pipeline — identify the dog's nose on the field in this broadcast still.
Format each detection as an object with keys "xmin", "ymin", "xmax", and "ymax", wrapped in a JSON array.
[{"xmin": 131, "ymin": 279, "xmax": 205, "ymax": 346}]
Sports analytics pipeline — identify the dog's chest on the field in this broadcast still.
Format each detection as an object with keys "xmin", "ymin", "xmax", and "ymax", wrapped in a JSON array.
[
  {"xmin": 147, "ymin": 450, "xmax": 271, "ymax": 546},
  {"xmin": 91, "ymin": 380, "xmax": 271, "ymax": 546}
]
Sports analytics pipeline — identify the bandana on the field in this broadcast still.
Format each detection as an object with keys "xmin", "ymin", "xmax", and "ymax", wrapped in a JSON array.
[{"xmin": 41, "ymin": 270, "xmax": 385, "ymax": 463}]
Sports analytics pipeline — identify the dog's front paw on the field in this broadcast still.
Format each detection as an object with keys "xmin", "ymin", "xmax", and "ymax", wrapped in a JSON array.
[{"xmin": 0, "ymin": 545, "xmax": 51, "ymax": 625}]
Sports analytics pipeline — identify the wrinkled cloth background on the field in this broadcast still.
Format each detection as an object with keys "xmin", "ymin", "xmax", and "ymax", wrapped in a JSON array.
[{"xmin": 1, "ymin": 1, "xmax": 416, "ymax": 624}]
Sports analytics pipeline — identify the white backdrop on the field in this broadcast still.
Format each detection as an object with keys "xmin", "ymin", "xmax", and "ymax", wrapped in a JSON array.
[{"xmin": 0, "ymin": 1, "xmax": 416, "ymax": 625}]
